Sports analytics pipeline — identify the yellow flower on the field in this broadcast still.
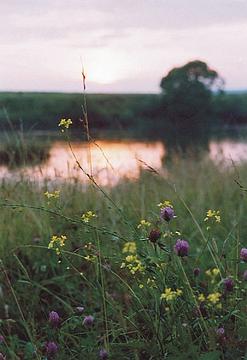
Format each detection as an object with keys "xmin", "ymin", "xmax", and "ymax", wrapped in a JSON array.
[
  {"xmin": 158, "ymin": 200, "xmax": 173, "ymax": 209},
  {"xmin": 160, "ymin": 288, "xmax": 182, "ymax": 301},
  {"xmin": 48, "ymin": 235, "xmax": 67, "ymax": 255},
  {"xmin": 198, "ymin": 294, "xmax": 206, "ymax": 302},
  {"xmin": 58, "ymin": 118, "xmax": 72, "ymax": 131},
  {"xmin": 137, "ymin": 219, "xmax": 151, "ymax": 229},
  {"xmin": 84, "ymin": 255, "xmax": 97, "ymax": 262},
  {"xmin": 122, "ymin": 254, "xmax": 144, "ymax": 275},
  {"xmin": 81, "ymin": 211, "xmax": 97, "ymax": 223},
  {"xmin": 122, "ymin": 242, "xmax": 137, "ymax": 254},
  {"xmin": 206, "ymin": 268, "xmax": 220, "ymax": 282},
  {"xmin": 207, "ymin": 292, "xmax": 221, "ymax": 304},
  {"xmin": 44, "ymin": 190, "xmax": 60, "ymax": 199},
  {"xmin": 204, "ymin": 209, "xmax": 221, "ymax": 223},
  {"xmin": 212, "ymin": 268, "xmax": 220, "ymax": 276}
]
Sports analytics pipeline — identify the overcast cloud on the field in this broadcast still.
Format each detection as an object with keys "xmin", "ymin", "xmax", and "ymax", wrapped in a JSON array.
[{"xmin": 1, "ymin": 0, "xmax": 247, "ymax": 92}]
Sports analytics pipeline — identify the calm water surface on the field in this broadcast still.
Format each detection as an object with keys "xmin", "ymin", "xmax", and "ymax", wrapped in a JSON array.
[{"xmin": 1, "ymin": 138, "xmax": 247, "ymax": 186}]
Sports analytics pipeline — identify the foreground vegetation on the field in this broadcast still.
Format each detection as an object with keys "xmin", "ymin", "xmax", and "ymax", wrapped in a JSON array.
[{"xmin": 0, "ymin": 150, "xmax": 246, "ymax": 359}]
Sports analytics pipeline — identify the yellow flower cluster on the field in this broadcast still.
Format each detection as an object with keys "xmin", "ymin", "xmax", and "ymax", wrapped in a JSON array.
[
  {"xmin": 157, "ymin": 200, "xmax": 173, "ymax": 209},
  {"xmin": 44, "ymin": 190, "xmax": 60, "ymax": 199},
  {"xmin": 198, "ymin": 293, "xmax": 206, "ymax": 302},
  {"xmin": 206, "ymin": 268, "xmax": 220, "ymax": 277},
  {"xmin": 206, "ymin": 268, "xmax": 220, "ymax": 283},
  {"xmin": 48, "ymin": 235, "xmax": 67, "ymax": 255},
  {"xmin": 58, "ymin": 118, "xmax": 73, "ymax": 131},
  {"xmin": 121, "ymin": 255, "xmax": 145, "ymax": 275},
  {"xmin": 207, "ymin": 292, "xmax": 221, "ymax": 304},
  {"xmin": 137, "ymin": 219, "xmax": 151, "ymax": 229},
  {"xmin": 204, "ymin": 209, "xmax": 221, "ymax": 223},
  {"xmin": 160, "ymin": 288, "xmax": 182, "ymax": 301},
  {"xmin": 81, "ymin": 211, "xmax": 97, "ymax": 223},
  {"xmin": 122, "ymin": 242, "xmax": 137, "ymax": 254}
]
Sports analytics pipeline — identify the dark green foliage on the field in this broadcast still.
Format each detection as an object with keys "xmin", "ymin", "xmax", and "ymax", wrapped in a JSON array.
[
  {"xmin": 0, "ymin": 92, "xmax": 160, "ymax": 133},
  {"xmin": 160, "ymin": 60, "xmax": 224, "ymax": 129}
]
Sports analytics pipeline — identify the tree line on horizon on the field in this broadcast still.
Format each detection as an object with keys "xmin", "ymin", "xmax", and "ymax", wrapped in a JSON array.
[{"xmin": 0, "ymin": 60, "xmax": 247, "ymax": 135}]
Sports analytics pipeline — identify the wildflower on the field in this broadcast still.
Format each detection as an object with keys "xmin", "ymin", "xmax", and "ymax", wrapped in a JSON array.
[
  {"xmin": 137, "ymin": 219, "xmax": 151, "ymax": 229},
  {"xmin": 148, "ymin": 229, "xmax": 161, "ymax": 243},
  {"xmin": 0, "ymin": 354, "xmax": 5, "ymax": 360},
  {"xmin": 158, "ymin": 200, "xmax": 173, "ymax": 209},
  {"xmin": 58, "ymin": 118, "xmax": 72, "ymax": 131},
  {"xmin": 122, "ymin": 242, "xmax": 137, "ymax": 254},
  {"xmin": 193, "ymin": 268, "xmax": 201, "ymax": 277},
  {"xmin": 198, "ymin": 293, "xmax": 205, "ymax": 302},
  {"xmin": 240, "ymin": 248, "xmax": 247, "ymax": 262},
  {"xmin": 223, "ymin": 278, "xmax": 234, "ymax": 292},
  {"xmin": 48, "ymin": 311, "xmax": 60, "ymax": 327},
  {"xmin": 160, "ymin": 206, "xmax": 175, "ymax": 222},
  {"xmin": 216, "ymin": 327, "xmax": 225, "ymax": 336},
  {"xmin": 99, "ymin": 349, "xmax": 108, "ymax": 359},
  {"xmin": 83, "ymin": 315, "xmax": 94, "ymax": 327},
  {"xmin": 48, "ymin": 235, "xmax": 67, "ymax": 255},
  {"xmin": 45, "ymin": 341, "xmax": 58, "ymax": 357},
  {"xmin": 84, "ymin": 255, "xmax": 97, "ymax": 262},
  {"xmin": 174, "ymin": 239, "xmax": 189, "ymax": 257},
  {"xmin": 204, "ymin": 209, "xmax": 221, "ymax": 223},
  {"xmin": 160, "ymin": 288, "xmax": 182, "ymax": 301},
  {"xmin": 76, "ymin": 306, "xmax": 85, "ymax": 313},
  {"xmin": 205, "ymin": 268, "xmax": 220, "ymax": 283},
  {"xmin": 147, "ymin": 278, "xmax": 157, "ymax": 288},
  {"xmin": 0, "ymin": 336, "xmax": 4, "ymax": 344},
  {"xmin": 243, "ymin": 270, "xmax": 247, "ymax": 281},
  {"xmin": 44, "ymin": 190, "xmax": 60, "ymax": 199},
  {"xmin": 122, "ymin": 254, "xmax": 144, "ymax": 275},
  {"xmin": 81, "ymin": 211, "xmax": 97, "ymax": 223},
  {"xmin": 207, "ymin": 292, "xmax": 221, "ymax": 304}
]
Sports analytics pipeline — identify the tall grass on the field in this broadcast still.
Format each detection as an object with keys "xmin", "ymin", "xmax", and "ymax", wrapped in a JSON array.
[{"xmin": 0, "ymin": 154, "xmax": 246, "ymax": 359}]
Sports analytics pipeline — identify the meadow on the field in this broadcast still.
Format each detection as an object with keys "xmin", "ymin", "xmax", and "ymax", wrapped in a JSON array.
[{"xmin": 0, "ymin": 137, "xmax": 246, "ymax": 359}]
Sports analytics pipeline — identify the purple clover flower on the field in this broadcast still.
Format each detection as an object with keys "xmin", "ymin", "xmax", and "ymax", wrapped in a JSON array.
[
  {"xmin": 0, "ymin": 353, "xmax": 5, "ymax": 360},
  {"xmin": 174, "ymin": 239, "xmax": 189, "ymax": 257},
  {"xmin": 240, "ymin": 248, "xmax": 247, "ymax": 262},
  {"xmin": 193, "ymin": 268, "xmax": 200, "ymax": 277},
  {"xmin": 45, "ymin": 341, "xmax": 58, "ymax": 357},
  {"xmin": 223, "ymin": 278, "xmax": 234, "ymax": 292},
  {"xmin": 148, "ymin": 229, "xmax": 161, "ymax": 243},
  {"xmin": 216, "ymin": 327, "xmax": 225, "ymax": 336},
  {"xmin": 83, "ymin": 315, "xmax": 94, "ymax": 327},
  {"xmin": 0, "ymin": 336, "xmax": 4, "ymax": 344},
  {"xmin": 99, "ymin": 348, "xmax": 108, "ymax": 359},
  {"xmin": 48, "ymin": 311, "xmax": 60, "ymax": 327},
  {"xmin": 160, "ymin": 206, "xmax": 174, "ymax": 222}
]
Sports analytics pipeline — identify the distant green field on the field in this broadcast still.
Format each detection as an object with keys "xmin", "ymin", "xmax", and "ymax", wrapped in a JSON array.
[{"xmin": 0, "ymin": 92, "xmax": 161, "ymax": 132}]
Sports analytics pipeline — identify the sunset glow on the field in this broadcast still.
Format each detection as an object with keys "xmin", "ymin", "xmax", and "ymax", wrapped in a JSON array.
[{"xmin": 1, "ymin": 0, "xmax": 247, "ymax": 93}]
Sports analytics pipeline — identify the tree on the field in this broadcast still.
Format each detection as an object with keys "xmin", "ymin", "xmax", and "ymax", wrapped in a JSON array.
[{"xmin": 160, "ymin": 60, "xmax": 224, "ymax": 128}]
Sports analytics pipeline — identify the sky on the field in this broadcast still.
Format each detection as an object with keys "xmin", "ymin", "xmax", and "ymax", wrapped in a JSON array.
[{"xmin": 1, "ymin": 0, "xmax": 247, "ymax": 93}]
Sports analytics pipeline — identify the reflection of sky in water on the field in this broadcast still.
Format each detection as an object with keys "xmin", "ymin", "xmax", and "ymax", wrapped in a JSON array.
[
  {"xmin": 0, "ymin": 141, "xmax": 166, "ymax": 187},
  {"xmin": 1, "ymin": 139, "xmax": 247, "ymax": 186},
  {"xmin": 209, "ymin": 140, "xmax": 247, "ymax": 164}
]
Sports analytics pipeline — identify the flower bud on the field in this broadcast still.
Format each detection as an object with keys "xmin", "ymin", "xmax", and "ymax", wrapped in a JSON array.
[
  {"xmin": 240, "ymin": 248, "xmax": 247, "ymax": 262},
  {"xmin": 48, "ymin": 311, "xmax": 60, "ymax": 327},
  {"xmin": 148, "ymin": 229, "xmax": 161, "ymax": 243},
  {"xmin": 83, "ymin": 315, "xmax": 94, "ymax": 327}
]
